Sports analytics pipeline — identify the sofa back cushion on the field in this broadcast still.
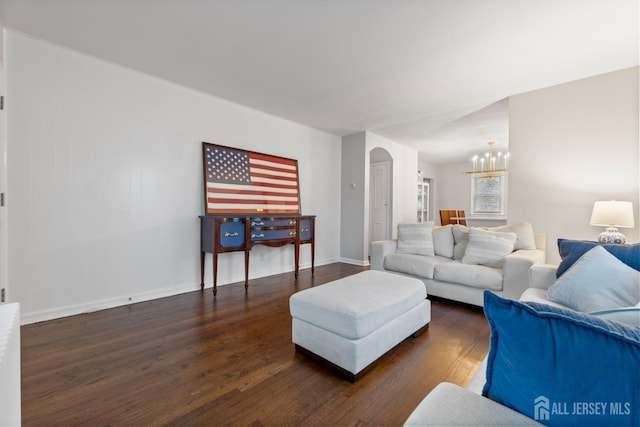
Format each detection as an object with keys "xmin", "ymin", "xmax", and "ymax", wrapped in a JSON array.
[
  {"xmin": 452, "ymin": 225, "xmax": 469, "ymax": 260},
  {"xmin": 486, "ymin": 222, "xmax": 536, "ymax": 250},
  {"xmin": 432, "ymin": 225, "xmax": 454, "ymax": 258},
  {"xmin": 482, "ymin": 291, "xmax": 640, "ymax": 426},
  {"xmin": 396, "ymin": 222, "xmax": 434, "ymax": 256}
]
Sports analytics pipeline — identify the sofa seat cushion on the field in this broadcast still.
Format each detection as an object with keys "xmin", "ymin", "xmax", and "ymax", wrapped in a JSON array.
[
  {"xmin": 289, "ymin": 270, "xmax": 426, "ymax": 340},
  {"xmin": 404, "ymin": 382, "xmax": 541, "ymax": 426},
  {"xmin": 434, "ymin": 261, "xmax": 503, "ymax": 291},
  {"xmin": 384, "ymin": 253, "xmax": 451, "ymax": 280}
]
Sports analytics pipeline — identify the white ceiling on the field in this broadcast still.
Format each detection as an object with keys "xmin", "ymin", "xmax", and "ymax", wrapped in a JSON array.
[{"xmin": 0, "ymin": 0, "xmax": 637, "ymax": 163}]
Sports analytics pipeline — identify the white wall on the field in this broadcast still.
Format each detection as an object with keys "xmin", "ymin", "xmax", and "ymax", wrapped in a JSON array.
[
  {"xmin": 433, "ymin": 161, "xmax": 469, "ymax": 223},
  {"xmin": 509, "ymin": 67, "xmax": 639, "ymax": 264},
  {"xmin": 424, "ymin": 68, "xmax": 639, "ymax": 249},
  {"xmin": 365, "ymin": 132, "xmax": 418, "ymax": 232},
  {"xmin": 0, "ymin": 26, "xmax": 6, "ymax": 306},
  {"xmin": 431, "ymin": 162, "xmax": 507, "ymax": 227},
  {"xmin": 340, "ymin": 132, "xmax": 366, "ymax": 264},
  {"xmin": 339, "ymin": 131, "xmax": 417, "ymax": 264},
  {"xmin": 6, "ymin": 31, "xmax": 342, "ymax": 323}
]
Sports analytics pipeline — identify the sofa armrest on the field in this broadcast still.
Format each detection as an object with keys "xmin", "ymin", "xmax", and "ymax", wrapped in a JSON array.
[
  {"xmin": 529, "ymin": 264, "xmax": 559, "ymax": 290},
  {"xmin": 369, "ymin": 240, "xmax": 397, "ymax": 271},
  {"xmin": 533, "ymin": 232, "xmax": 546, "ymax": 252},
  {"xmin": 501, "ymin": 249, "xmax": 546, "ymax": 301},
  {"xmin": 404, "ymin": 382, "xmax": 542, "ymax": 426}
]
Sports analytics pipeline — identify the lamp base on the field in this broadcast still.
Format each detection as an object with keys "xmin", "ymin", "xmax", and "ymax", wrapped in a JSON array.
[{"xmin": 597, "ymin": 227, "xmax": 626, "ymax": 244}]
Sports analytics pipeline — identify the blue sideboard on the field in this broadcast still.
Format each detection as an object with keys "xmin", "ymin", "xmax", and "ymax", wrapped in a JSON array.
[{"xmin": 199, "ymin": 214, "xmax": 315, "ymax": 295}]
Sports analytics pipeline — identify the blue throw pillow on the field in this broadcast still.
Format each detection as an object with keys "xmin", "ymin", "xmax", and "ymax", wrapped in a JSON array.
[
  {"xmin": 482, "ymin": 291, "xmax": 640, "ymax": 426},
  {"xmin": 556, "ymin": 239, "xmax": 640, "ymax": 277}
]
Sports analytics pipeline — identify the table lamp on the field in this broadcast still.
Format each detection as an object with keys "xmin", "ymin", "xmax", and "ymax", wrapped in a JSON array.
[{"xmin": 589, "ymin": 200, "xmax": 635, "ymax": 244}]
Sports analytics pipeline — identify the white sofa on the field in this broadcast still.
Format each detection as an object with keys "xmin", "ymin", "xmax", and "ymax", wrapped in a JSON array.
[
  {"xmin": 370, "ymin": 223, "xmax": 546, "ymax": 307},
  {"xmin": 405, "ymin": 244, "xmax": 640, "ymax": 426},
  {"xmin": 405, "ymin": 266, "xmax": 559, "ymax": 426}
]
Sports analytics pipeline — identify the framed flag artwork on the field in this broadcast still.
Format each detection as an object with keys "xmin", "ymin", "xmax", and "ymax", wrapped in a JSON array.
[{"xmin": 202, "ymin": 142, "xmax": 301, "ymax": 215}]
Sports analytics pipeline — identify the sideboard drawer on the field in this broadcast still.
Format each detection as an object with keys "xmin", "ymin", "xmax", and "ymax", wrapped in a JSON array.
[
  {"xmin": 250, "ymin": 229, "xmax": 297, "ymax": 241},
  {"xmin": 299, "ymin": 219, "xmax": 313, "ymax": 241},
  {"xmin": 250, "ymin": 217, "xmax": 297, "ymax": 228},
  {"xmin": 219, "ymin": 220, "xmax": 245, "ymax": 248}
]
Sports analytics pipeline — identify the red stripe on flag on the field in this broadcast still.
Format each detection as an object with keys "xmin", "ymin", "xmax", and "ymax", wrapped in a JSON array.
[
  {"xmin": 208, "ymin": 197, "xmax": 300, "ymax": 205},
  {"xmin": 250, "ymin": 152, "xmax": 297, "ymax": 166},
  {"xmin": 208, "ymin": 208, "xmax": 300, "ymax": 215},
  {"xmin": 209, "ymin": 187, "xmax": 297, "ymax": 197}
]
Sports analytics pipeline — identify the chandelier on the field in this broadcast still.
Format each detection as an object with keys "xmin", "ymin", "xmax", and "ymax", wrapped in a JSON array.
[{"xmin": 464, "ymin": 141, "xmax": 509, "ymax": 178}]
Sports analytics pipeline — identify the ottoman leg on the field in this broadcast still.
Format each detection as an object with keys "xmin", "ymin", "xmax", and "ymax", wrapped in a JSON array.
[
  {"xmin": 295, "ymin": 344, "xmax": 358, "ymax": 383},
  {"xmin": 412, "ymin": 323, "xmax": 430, "ymax": 338}
]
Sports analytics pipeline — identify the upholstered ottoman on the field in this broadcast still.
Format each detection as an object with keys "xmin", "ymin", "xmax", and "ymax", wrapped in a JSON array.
[{"xmin": 289, "ymin": 270, "xmax": 431, "ymax": 381}]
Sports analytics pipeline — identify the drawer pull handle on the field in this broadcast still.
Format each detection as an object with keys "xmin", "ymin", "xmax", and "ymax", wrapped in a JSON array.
[
  {"xmin": 252, "ymin": 233, "xmax": 265, "ymax": 238},
  {"xmin": 289, "ymin": 231, "xmax": 296, "ymax": 236},
  {"xmin": 301, "ymin": 228, "xmax": 310, "ymax": 232},
  {"xmin": 251, "ymin": 221, "xmax": 264, "ymax": 226},
  {"xmin": 289, "ymin": 220, "xmax": 296, "ymax": 225},
  {"xmin": 224, "ymin": 232, "xmax": 239, "ymax": 237}
]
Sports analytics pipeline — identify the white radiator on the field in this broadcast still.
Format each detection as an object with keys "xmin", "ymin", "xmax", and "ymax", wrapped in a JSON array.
[{"xmin": 0, "ymin": 303, "xmax": 20, "ymax": 426}]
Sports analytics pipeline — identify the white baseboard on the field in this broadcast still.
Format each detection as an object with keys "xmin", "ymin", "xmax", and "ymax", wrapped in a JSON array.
[
  {"xmin": 20, "ymin": 258, "xmax": 345, "ymax": 325},
  {"xmin": 20, "ymin": 282, "xmax": 203, "ymax": 325},
  {"xmin": 339, "ymin": 257, "xmax": 370, "ymax": 266}
]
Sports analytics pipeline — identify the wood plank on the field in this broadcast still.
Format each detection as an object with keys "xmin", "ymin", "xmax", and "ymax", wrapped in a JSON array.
[{"xmin": 21, "ymin": 264, "xmax": 490, "ymax": 426}]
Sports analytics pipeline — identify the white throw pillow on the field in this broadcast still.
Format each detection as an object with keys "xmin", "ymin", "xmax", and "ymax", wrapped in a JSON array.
[
  {"xmin": 432, "ymin": 225, "xmax": 454, "ymax": 258},
  {"xmin": 487, "ymin": 222, "xmax": 536, "ymax": 250},
  {"xmin": 546, "ymin": 245, "xmax": 640, "ymax": 312},
  {"xmin": 461, "ymin": 228, "xmax": 517, "ymax": 268},
  {"xmin": 396, "ymin": 222, "xmax": 435, "ymax": 256}
]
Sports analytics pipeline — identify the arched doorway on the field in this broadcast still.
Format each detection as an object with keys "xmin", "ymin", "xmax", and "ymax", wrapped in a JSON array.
[{"xmin": 369, "ymin": 148, "xmax": 393, "ymax": 248}]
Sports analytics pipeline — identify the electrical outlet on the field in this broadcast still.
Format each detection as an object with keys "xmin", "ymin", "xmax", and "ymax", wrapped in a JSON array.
[{"xmin": 1, "ymin": 288, "xmax": 5, "ymax": 303}]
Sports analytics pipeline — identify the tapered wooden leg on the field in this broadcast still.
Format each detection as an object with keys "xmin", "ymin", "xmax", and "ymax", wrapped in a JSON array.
[
  {"xmin": 244, "ymin": 250, "xmax": 250, "ymax": 292},
  {"xmin": 200, "ymin": 252, "xmax": 205, "ymax": 291},
  {"xmin": 311, "ymin": 243, "xmax": 315, "ymax": 275},
  {"xmin": 213, "ymin": 253, "xmax": 218, "ymax": 296},
  {"xmin": 294, "ymin": 243, "xmax": 300, "ymax": 279}
]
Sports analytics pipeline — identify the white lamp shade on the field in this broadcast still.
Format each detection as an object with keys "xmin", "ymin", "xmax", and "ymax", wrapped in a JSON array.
[{"xmin": 590, "ymin": 201, "xmax": 635, "ymax": 228}]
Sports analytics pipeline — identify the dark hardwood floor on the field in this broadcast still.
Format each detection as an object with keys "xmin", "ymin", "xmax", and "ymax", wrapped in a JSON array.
[{"xmin": 21, "ymin": 263, "xmax": 490, "ymax": 426}]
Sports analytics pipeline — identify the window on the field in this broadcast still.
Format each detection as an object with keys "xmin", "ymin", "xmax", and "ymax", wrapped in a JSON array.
[{"xmin": 470, "ymin": 175, "xmax": 507, "ymax": 218}]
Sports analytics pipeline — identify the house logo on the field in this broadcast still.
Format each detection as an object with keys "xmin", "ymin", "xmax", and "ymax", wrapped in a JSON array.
[{"xmin": 534, "ymin": 395, "xmax": 550, "ymax": 421}]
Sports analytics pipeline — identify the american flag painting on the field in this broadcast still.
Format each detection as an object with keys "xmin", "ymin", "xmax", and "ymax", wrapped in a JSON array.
[{"xmin": 202, "ymin": 143, "xmax": 301, "ymax": 215}]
